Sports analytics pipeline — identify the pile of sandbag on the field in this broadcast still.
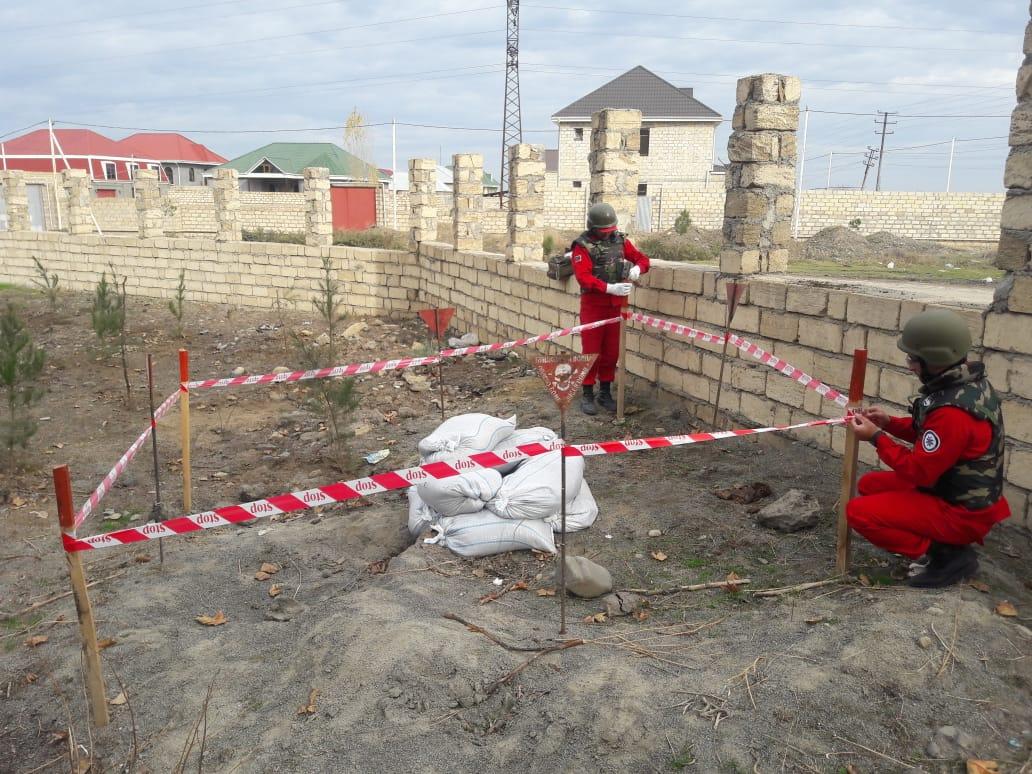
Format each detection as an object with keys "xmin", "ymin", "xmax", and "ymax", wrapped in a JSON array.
[{"xmin": 408, "ymin": 413, "xmax": 598, "ymax": 558}]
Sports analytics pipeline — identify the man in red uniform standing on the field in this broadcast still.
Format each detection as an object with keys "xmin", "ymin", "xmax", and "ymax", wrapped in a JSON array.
[
  {"xmin": 847, "ymin": 309, "xmax": 1010, "ymax": 588},
  {"xmin": 570, "ymin": 203, "xmax": 651, "ymax": 415}
]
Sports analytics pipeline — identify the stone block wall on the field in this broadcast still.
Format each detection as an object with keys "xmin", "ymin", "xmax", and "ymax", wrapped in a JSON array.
[
  {"xmin": 0, "ymin": 171, "xmax": 31, "ymax": 231},
  {"xmin": 0, "ymin": 232, "xmax": 417, "ymax": 316},
  {"xmin": 134, "ymin": 169, "xmax": 164, "ymax": 239},
  {"xmin": 239, "ymin": 192, "xmax": 306, "ymax": 233},
  {"xmin": 212, "ymin": 168, "xmax": 242, "ymax": 242},
  {"xmin": 91, "ymin": 198, "xmax": 138, "ymax": 233},
  {"xmin": 452, "ymin": 153, "xmax": 484, "ymax": 251},
  {"xmin": 721, "ymin": 73, "xmax": 800, "ymax": 274},
  {"xmin": 303, "ymin": 167, "xmax": 332, "ymax": 248},
  {"xmin": 408, "ymin": 159, "xmax": 437, "ymax": 246},
  {"xmin": 589, "ymin": 109, "xmax": 642, "ymax": 231},
  {"xmin": 507, "ymin": 144, "xmax": 546, "ymax": 262},
  {"xmin": 61, "ymin": 170, "xmax": 94, "ymax": 235},
  {"xmin": 167, "ymin": 187, "xmax": 218, "ymax": 236}
]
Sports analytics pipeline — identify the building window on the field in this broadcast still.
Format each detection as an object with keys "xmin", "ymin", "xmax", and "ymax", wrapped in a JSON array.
[
  {"xmin": 637, "ymin": 183, "xmax": 648, "ymax": 196},
  {"xmin": 255, "ymin": 161, "xmax": 276, "ymax": 173},
  {"xmin": 128, "ymin": 162, "xmax": 140, "ymax": 179},
  {"xmin": 103, "ymin": 162, "xmax": 116, "ymax": 180},
  {"xmin": 574, "ymin": 127, "xmax": 584, "ymax": 141},
  {"xmin": 188, "ymin": 167, "xmax": 196, "ymax": 183},
  {"xmin": 639, "ymin": 128, "xmax": 650, "ymax": 157},
  {"xmin": 572, "ymin": 180, "xmax": 582, "ymax": 188},
  {"xmin": 164, "ymin": 166, "xmax": 175, "ymax": 184}
]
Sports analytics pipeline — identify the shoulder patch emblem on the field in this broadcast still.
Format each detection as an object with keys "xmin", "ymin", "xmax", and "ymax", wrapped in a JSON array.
[{"xmin": 921, "ymin": 430, "xmax": 941, "ymax": 453}]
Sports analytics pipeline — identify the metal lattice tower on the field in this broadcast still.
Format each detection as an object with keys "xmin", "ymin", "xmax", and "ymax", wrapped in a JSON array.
[{"xmin": 499, "ymin": 0, "xmax": 522, "ymax": 206}]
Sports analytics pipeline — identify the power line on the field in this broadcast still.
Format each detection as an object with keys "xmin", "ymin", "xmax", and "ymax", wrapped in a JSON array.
[
  {"xmin": 52, "ymin": 119, "xmax": 556, "ymax": 135},
  {"xmin": 874, "ymin": 111, "xmax": 898, "ymax": 191},
  {"xmin": 521, "ymin": 25, "xmax": 1010, "ymax": 53},
  {"xmin": 522, "ymin": 3, "xmax": 1010, "ymax": 35},
  {"xmin": 808, "ymin": 108, "xmax": 1010, "ymax": 119},
  {"xmin": 0, "ymin": 120, "xmax": 49, "ymax": 141},
  {"xmin": 5, "ymin": 0, "xmax": 256, "ymax": 32}
]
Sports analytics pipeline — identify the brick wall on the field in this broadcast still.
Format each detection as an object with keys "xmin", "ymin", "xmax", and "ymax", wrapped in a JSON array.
[
  {"xmin": 239, "ymin": 191, "xmax": 306, "ymax": 233},
  {"xmin": 91, "ymin": 198, "xmax": 137, "ymax": 233},
  {"xmin": 0, "ymin": 232, "xmax": 417, "ymax": 316},
  {"xmin": 167, "ymin": 186, "xmax": 217, "ymax": 236}
]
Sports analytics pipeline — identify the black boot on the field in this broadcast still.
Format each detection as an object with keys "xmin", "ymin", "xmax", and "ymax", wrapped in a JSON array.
[
  {"xmin": 907, "ymin": 542, "xmax": 978, "ymax": 589},
  {"xmin": 596, "ymin": 381, "xmax": 617, "ymax": 412},
  {"xmin": 580, "ymin": 385, "xmax": 598, "ymax": 415}
]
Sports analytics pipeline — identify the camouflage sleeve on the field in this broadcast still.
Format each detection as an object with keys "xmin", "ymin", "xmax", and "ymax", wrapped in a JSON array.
[{"xmin": 874, "ymin": 406, "xmax": 973, "ymax": 488}]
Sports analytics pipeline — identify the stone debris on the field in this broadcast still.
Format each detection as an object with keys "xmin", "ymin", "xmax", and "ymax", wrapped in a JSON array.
[
  {"xmin": 343, "ymin": 321, "xmax": 368, "ymax": 339},
  {"xmin": 602, "ymin": 592, "xmax": 644, "ymax": 617},
  {"xmin": 402, "ymin": 371, "xmax": 430, "ymax": 392},
  {"xmin": 231, "ymin": 366, "xmax": 246, "ymax": 377},
  {"xmin": 560, "ymin": 556, "xmax": 613, "ymax": 599},
  {"xmin": 756, "ymin": 489, "xmax": 820, "ymax": 532}
]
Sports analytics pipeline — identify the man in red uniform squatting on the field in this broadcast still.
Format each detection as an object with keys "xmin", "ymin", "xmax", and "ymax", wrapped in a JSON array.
[
  {"xmin": 847, "ymin": 309, "xmax": 1010, "ymax": 588},
  {"xmin": 570, "ymin": 202, "xmax": 651, "ymax": 415}
]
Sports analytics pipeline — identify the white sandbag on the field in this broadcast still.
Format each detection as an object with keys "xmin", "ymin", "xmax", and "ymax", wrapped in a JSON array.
[
  {"xmin": 490, "ymin": 426, "xmax": 559, "ymax": 474},
  {"xmin": 545, "ymin": 480, "xmax": 598, "ymax": 533},
  {"xmin": 485, "ymin": 450, "xmax": 584, "ymax": 522},
  {"xmin": 427, "ymin": 510, "xmax": 556, "ymax": 558},
  {"xmin": 416, "ymin": 469, "xmax": 503, "ymax": 518},
  {"xmin": 418, "ymin": 413, "xmax": 517, "ymax": 463},
  {"xmin": 407, "ymin": 486, "xmax": 437, "ymax": 538}
]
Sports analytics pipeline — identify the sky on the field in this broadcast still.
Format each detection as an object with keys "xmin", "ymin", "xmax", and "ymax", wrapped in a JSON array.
[{"xmin": 0, "ymin": 1, "xmax": 1025, "ymax": 193}]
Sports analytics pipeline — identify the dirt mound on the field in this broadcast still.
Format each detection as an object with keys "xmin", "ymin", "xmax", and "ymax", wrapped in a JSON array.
[{"xmin": 803, "ymin": 226, "xmax": 873, "ymax": 262}]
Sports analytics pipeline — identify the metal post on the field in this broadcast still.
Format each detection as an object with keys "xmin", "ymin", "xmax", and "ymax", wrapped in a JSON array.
[
  {"xmin": 51, "ymin": 128, "xmax": 103, "ymax": 235},
  {"xmin": 826, "ymin": 151, "xmax": 834, "ymax": 188},
  {"xmin": 48, "ymin": 118, "xmax": 63, "ymax": 230},
  {"xmin": 616, "ymin": 312, "xmax": 627, "ymax": 422},
  {"xmin": 54, "ymin": 465, "xmax": 110, "ymax": 727},
  {"xmin": 711, "ymin": 282, "xmax": 744, "ymax": 428},
  {"xmin": 792, "ymin": 107, "xmax": 809, "ymax": 239},
  {"xmin": 836, "ymin": 349, "xmax": 868, "ymax": 574},
  {"xmin": 147, "ymin": 354, "xmax": 165, "ymax": 564},
  {"xmin": 179, "ymin": 349, "xmax": 192, "ymax": 513},
  {"xmin": 558, "ymin": 411, "xmax": 567, "ymax": 636},
  {"xmin": 1, "ymin": 142, "xmax": 6, "ymax": 170},
  {"xmin": 946, "ymin": 138, "xmax": 956, "ymax": 193},
  {"xmin": 436, "ymin": 309, "xmax": 446, "ymax": 422},
  {"xmin": 391, "ymin": 118, "xmax": 398, "ymax": 230}
]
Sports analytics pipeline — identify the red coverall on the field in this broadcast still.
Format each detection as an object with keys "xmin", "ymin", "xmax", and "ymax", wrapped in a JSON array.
[
  {"xmin": 846, "ymin": 407, "xmax": 1010, "ymax": 559},
  {"xmin": 571, "ymin": 234, "xmax": 650, "ymax": 385}
]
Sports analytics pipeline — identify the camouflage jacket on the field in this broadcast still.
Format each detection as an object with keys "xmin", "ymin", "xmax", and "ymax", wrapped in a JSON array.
[
  {"xmin": 911, "ymin": 362, "xmax": 1005, "ymax": 509},
  {"xmin": 572, "ymin": 230, "xmax": 628, "ymax": 290}
]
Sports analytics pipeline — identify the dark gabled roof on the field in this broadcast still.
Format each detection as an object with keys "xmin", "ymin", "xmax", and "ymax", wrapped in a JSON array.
[{"xmin": 552, "ymin": 66, "xmax": 721, "ymax": 122}]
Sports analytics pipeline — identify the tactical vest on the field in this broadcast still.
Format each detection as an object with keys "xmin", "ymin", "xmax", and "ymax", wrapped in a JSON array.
[
  {"xmin": 910, "ymin": 362, "xmax": 1005, "ymax": 510},
  {"xmin": 573, "ymin": 231, "xmax": 627, "ymax": 291}
]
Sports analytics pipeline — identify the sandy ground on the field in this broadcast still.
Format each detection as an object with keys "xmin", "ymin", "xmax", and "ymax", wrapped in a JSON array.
[{"xmin": 1, "ymin": 287, "xmax": 1030, "ymax": 774}]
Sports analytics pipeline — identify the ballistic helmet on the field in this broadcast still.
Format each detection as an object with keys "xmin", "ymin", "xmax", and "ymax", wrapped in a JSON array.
[{"xmin": 897, "ymin": 309, "xmax": 972, "ymax": 368}]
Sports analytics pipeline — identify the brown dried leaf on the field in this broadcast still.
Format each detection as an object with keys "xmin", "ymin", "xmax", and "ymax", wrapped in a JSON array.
[
  {"xmin": 725, "ymin": 571, "xmax": 742, "ymax": 592},
  {"xmin": 11, "ymin": 496, "xmax": 26, "ymax": 508},
  {"xmin": 994, "ymin": 600, "xmax": 1017, "ymax": 617},
  {"xmin": 511, "ymin": 580, "xmax": 529, "ymax": 591},
  {"xmin": 268, "ymin": 584, "xmax": 283, "ymax": 598},
  {"xmin": 25, "ymin": 635, "xmax": 48, "ymax": 648},
  {"xmin": 858, "ymin": 574, "xmax": 872, "ymax": 587},
  {"xmin": 845, "ymin": 766, "xmax": 860, "ymax": 774},
  {"xmin": 97, "ymin": 638, "xmax": 117, "ymax": 650},
  {"xmin": 260, "ymin": 562, "xmax": 280, "ymax": 575},
  {"xmin": 195, "ymin": 611, "xmax": 227, "ymax": 626},
  {"xmin": 25, "ymin": 673, "xmax": 38, "ymax": 685},
  {"xmin": 254, "ymin": 571, "xmax": 271, "ymax": 581},
  {"xmin": 805, "ymin": 616, "xmax": 825, "ymax": 625},
  {"xmin": 471, "ymin": 567, "xmax": 487, "ymax": 578},
  {"xmin": 48, "ymin": 730, "xmax": 68, "ymax": 745},
  {"xmin": 633, "ymin": 610, "xmax": 650, "ymax": 622},
  {"xmin": 297, "ymin": 688, "xmax": 318, "ymax": 716},
  {"xmin": 108, "ymin": 691, "xmax": 127, "ymax": 706},
  {"xmin": 968, "ymin": 580, "xmax": 990, "ymax": 593},
  {"xmin": 367, "ymin": 559, "xmax": 389, "ymax": 575},
  {"xmin": 713, "ymin": 482, "xmax": 772, "ymax": 504},
  {"xmin": 650, "ymin": 551, "xmax": 668, "ymax": 562},
  {"xmin": 133, "ymin": 554, "xmax": 152, "ymax": 563},
  {"xmin": 966, "ymin": 760, "xmax": 999, "ymax": 774},
  {"xmin": 537, "ymin": 588, "xmax": 556, "ymax": 597}
]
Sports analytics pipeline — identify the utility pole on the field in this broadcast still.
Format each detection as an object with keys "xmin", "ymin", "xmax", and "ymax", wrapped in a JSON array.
[
  {"xmin": 873, "ymin": 111, "xmax": 897, "ymax": 192},
  {"xmin": 860, "ymin": 146, "xmax": 878, "ymax": 191},
  {"xmin": 792, "ymin": 106, "xmax": 809, "ymax": 238},
  {"xmin": 826, "ymin": 151, "xmax": 834, "ymax": 188},
  {"xmin": 946, "ymin": 137, "xmax": 956, "ymax": 192},
  {"xmin": 499, "ymin": 0, "xmax": 522, "ymax": 207}
]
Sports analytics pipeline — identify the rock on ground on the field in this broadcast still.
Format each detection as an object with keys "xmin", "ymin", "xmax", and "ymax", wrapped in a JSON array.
[
  {"xmin": 757, "ymin": 489, "xmax": 821, "ymax": 532},
  {"xmin": 560, "ymin": 556, "xmax": 612, "ymax": 598}
]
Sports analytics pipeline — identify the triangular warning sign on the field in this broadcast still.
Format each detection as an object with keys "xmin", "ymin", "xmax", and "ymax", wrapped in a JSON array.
[
  {"xmin": 725, "ymin": 281, "xmax": 745, "ymax": 324},
  {"xmin": 418, "ymin": 308, "xmax": 455, "ymax": 339},
  {"xmin": 532, "ymin": 354, "xmax": 597, "ymax": 412}
]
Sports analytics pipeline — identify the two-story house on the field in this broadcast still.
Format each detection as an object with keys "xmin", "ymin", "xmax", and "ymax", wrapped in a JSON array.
[{"xmin": 548, "ymin": 66, "xmax": 724, "ymax": 230}]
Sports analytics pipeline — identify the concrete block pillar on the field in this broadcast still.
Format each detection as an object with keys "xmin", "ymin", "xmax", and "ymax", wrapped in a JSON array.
[
  {"xmin": 992, "ymin": 5, "xmax": 1032, "ymax": 314},
  {"xmin": 588, "ymin": 108, "xmax": 642, "ymax": 232},
  {"xmin": 720, "ymin": 73, "xmax": 801, "ymax": 275},
  {"xmin": 0, "ymin": 170, "xmax": 31, "ymax": 231},
  {"xmin": 213, "ymin": 168, "xmax": 242, "ymax": 242},
  {"xmin": 303, "ymin": 167, "xmax": 332, "ymax": 247},
  {"xmin": 62, "ymin": 169, "xmax": 93, "ymax": 235},
  {"xmin": 506, "ymin": 144, "xmax": 545, "ymax": 262},
  {"xmin": 409, "ymin": 158, "xmax": 438, "ymax": 247},
  {"xmin": 134, "ymin": 168, "xmax": 164, "ymax": 239},
  {"xmin": 452, "ymin": 153, "xmax": 484, "ymax": 251}
]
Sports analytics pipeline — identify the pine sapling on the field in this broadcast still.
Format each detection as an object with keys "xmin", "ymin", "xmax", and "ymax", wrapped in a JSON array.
[
  {"xmin": 0, "ymin": 304, "xmax": 46, "ymax": 467},
  {"xmin": 30, "ymin": 257, "xmax": 60, "ymax": 310},
  {"xmin": 313, "ymin": 255, "xmax": 346, "ymax": 362},
  {"xmin": 168, "ymin": 269, "xmax": 186, "ymax": 338},
  {"xmin": 91, "ymin": 269, "xmax": 132, "ymax": 407}
]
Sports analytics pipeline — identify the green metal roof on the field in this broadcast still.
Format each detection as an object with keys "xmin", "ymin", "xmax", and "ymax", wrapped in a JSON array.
[
  {"xmin": 220, "ymin": 142, "xmax": 387, "ymax": 181},
  {"xmin": 482, "ymin": 170, "xmax": 499, "ymax": 188}
]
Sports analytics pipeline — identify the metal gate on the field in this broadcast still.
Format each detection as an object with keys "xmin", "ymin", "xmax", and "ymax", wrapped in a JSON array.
[{"xmin": 330, "ymin": 187, "xmax": 376, "ymax": 231}]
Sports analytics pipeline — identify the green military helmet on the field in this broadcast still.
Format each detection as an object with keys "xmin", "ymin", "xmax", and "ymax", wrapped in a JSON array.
[
  {"xmin": 587, "ymin": 202, "xmax": 618, "ymax": 230},
  {"xmin": 897, "ymin": 309, "xmax": 971, "ymax": 368}
]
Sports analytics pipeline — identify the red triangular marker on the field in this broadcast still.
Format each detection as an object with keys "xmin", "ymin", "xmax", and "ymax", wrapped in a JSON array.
[
  {"xmin": 418, "ymin": 308, "xmax": 455, "ymax": 338},
  {"xmin": 532, "ymin": 354, "xmax": 598, "ymax": 412}
]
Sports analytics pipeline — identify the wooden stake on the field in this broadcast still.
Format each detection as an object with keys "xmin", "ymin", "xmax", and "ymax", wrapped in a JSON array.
[
  {"xmin": 179, "ymin": 350, "xmax": 191, "ymax": 513},
  {"xmin": 53, "ymin": 465, "xmax": 109, "ymax": 728},
  {"xmin": 711, "ymin": 281, "xmax": 745, "ymax": 428},
  {"xmin": 836, "ymin": 348, "xmax": 868, "ymax": 575},
  {"xmin": 146, "ymin": 354, "xmax": 165, "ymax": 565},
  {"xmin": 616, "ymin": 313, "xmax": 627, "ymax": 422}
]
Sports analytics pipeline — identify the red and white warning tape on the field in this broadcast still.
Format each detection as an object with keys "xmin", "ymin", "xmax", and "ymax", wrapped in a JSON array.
[
  {"xmin": 62, "ymin": 416, "xmax": 843, "ymax": 552},
  {"xmin": 625, "ymin": 311, "xmax": 727, "ymax": 346},
  {"xmin": 185, "ymin": 316, "xmax": 622, "ymax": 390},
  {"xmin": 73, "ymin": 389, "xmax": 181, "ymax": 528},
  {"xmin": 625, "ymin": 311, "xmax": 849, "ymax": 408}
]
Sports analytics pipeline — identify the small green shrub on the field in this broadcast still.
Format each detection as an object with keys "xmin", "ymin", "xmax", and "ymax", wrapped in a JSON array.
[
  {"xmin": 30, "ymin": 257, "xmax": 60, "ymax": 310},
  {"xmin": 848, "ymin": 218, "xmax": 862, "ymax": 230},
  {"xmin": 91, "ymin": 268, "xmax": 133, "ymax": 407},
  {"xmin": 242, "ymin": 228, "xmax": 305, "ymax": 244},
  {"xmin": 332, "ymin": 228, "xmax": 408, "ymax": 250},
  {"xmin": 0, "ymin": 304, "xmax": 46, "ymax": 465},
  {"xmin": 542, "ymin": 234, "xmax": 556, "ymax": 255},
  {"xmin": 673, "ymin": 209, "xmax": 692, "ymax": 235},
  {"xmin": 168, "ymin": 268, "xmax": 186, "ymax": 338}
]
